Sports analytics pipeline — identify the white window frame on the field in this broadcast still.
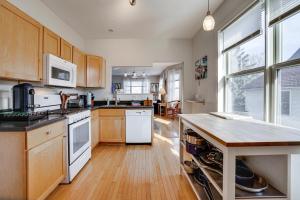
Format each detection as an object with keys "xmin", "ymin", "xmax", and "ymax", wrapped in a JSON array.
[
  {"xmin": 220, "ymin": 0, "xmax": 267, "ymax": 120},
  {"xmin": 219, "ymin": 0, "xmax": 300, "ymax": 127}
]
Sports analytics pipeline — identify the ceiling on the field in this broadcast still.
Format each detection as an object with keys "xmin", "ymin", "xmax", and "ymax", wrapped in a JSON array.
[
  {"xmin": 41, "ymin": 0, "xmax": 223, "ymax": 39},
  {"xmin": 112, "ymin": 62, "xmax": 179, "ymax": 76}
]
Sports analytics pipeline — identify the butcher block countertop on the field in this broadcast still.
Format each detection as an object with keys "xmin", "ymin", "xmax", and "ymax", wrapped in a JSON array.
[{"xmin": 179, "ymin": 113, "xmax": 300, "ymax": 147}]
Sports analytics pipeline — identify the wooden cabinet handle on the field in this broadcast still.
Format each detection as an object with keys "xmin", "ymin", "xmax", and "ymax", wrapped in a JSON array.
[{"xmin": 46, "ymin": 131, "xmax": 51, "ymax": 135}]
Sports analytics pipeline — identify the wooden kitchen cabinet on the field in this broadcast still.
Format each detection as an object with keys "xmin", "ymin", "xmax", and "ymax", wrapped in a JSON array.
[
  {"xmin": 0, "ymin": 0, "xmax": 43, "ymax": 81},
  {"xmin": 0, "ymin": 120, "xmax": 66, "ymax": 200},
  {"xmin": 43, "ymin": 27, "xmax": 61, "ymax": 57},
  {"xmin": 73, "ymin": 47, "xmax": 86, "ymax": 87},
  {"xmin": 86, "ymin": 55, "xmax": 106, "ymax": 88},
  {"xmin": 27, "ymin": 135, "xmax": 65, "ymax": 200},
  {"xmin": 99, "ymin": 109, "xmax": 125, "ymax": 143},
  {"xmin": 91, "ymin": 110, "xmax": 99, "ymax": 149},
  {"xmin": 60, "ymin": 38, "xmax": 73, "ymax": 62}
]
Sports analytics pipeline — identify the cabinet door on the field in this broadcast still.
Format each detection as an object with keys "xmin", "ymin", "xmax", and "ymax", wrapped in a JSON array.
[
  {"xmin": 91, "ymin": 115, "xmax": 99, "ymax": 149},
  {"xmin": 86, "ymin": 55, "xmax": 101, "ymax": 87},
  {"xmin": 60, "ymin": 39, "xmax": 73, "ymax": 62},
  {"xmin": 43, "ymin": 27, "xmax": 61, "ymax": 57},
  {"xmin": 99, "ymin": 57, "xmax": 106, "ymax": 88},
  {"xmin": 99, "ymin": 116, "xmax": 125, "ymax": 142},
  {"xmin": 27, "ymin": 135, "xmax": 65, "ymax": 200},
  {"xmin": 0, "ymin": 1, "xmax": 43, "ymax": 81},
  {"xmin": 73, "ymin": 48, "xmax": 86, "ymax": 87}
]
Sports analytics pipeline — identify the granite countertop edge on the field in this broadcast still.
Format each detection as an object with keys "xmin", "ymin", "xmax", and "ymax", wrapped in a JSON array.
[{"xmin": 0, "ymin": 116, "xmax": 66, "ymax": 132}]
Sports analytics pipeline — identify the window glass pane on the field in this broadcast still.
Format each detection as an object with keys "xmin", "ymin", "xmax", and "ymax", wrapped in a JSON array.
[
  {"xmin": 228, "ymin": 34, "xmax": 265, "ymax": 73},
  {"xmin": 131, "ymin": 87, "xmax": 142, "ymax": 94},
  {"xmin": 227, "ymin": 72, "xmax": 264, "ymax": 120},
  {"xmin": 222, "ymin": 2, "xmax": 263, "ymax": 50},
  {"xmin": 280, "ymin": 12, "xmax": 300, "ymax": 62},
  {"xmin": 269, "ymin": 0, "xmax": 300, "ymax": 24},
  {"xmin": 277, "ymin": 66, "xmax": 300, "ymax": 129}
]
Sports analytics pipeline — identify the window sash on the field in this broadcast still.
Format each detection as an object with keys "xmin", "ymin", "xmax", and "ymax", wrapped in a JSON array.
[
  {"xmin": 268, "ymin": 0, "xmax": 300, "ymax": 26},
  {"xmin": 221, "ymin": 0, "xmax": 263, "ymax": 53}
]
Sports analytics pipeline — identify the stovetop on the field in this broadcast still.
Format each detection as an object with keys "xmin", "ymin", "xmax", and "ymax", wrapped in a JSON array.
[{"xmin": 0, "ymin": 108, "xmax": 87, "ymax": 122}]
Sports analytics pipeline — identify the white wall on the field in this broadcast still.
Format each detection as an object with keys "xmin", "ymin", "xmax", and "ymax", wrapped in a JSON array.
[
  {"xmin": 192, "ymin": 0, "xmax": 255, "ymax": 113},
  {"xmin": 8, "ymin": 0, "xmax": 85, "ymax": 50},
  {"xmin": 86, "ymin": 39, "xmax": 194, "ymax": 113}
]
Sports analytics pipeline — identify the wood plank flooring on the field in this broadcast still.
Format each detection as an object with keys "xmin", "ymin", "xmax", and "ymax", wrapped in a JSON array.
[{"xmin": 47, "ymin": 116, "xmax": 196, "ymax": 200}]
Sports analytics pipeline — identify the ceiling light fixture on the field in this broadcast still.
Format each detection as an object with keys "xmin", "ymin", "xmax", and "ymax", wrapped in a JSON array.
[
  {"xmin": 129, "ymin": 0, "xmax": 136, "ymax": 6},
  {"xmin": 203, "ymin": 0, "xmax": 215, "ymax": 31}
]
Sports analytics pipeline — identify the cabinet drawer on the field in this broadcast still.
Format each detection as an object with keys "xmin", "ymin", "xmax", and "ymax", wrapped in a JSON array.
[
  {"xmin": 99, "ymin": 109, "xmax": 124, "ymax": 116},
  {"xmin": 27, "ymin": 120, "xmax": 66, "ymax": 150}
]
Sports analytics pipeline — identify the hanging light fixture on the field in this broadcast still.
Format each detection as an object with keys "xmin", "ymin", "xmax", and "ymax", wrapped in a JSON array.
[
  {"xmin": 129, "ymin": 0, "xmax": 136, "ymax": 6},
  {"xmin": 203, "ymin": 0, "xmax": 215, "ymax": 31}
]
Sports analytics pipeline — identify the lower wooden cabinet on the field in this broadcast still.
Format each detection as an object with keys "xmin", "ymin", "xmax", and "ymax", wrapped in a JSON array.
[
  {"xmin": 27, "ymin": 135, "xmax": 65, "ymax": 200},
  {"xmin": 0, "ymin": 120, "xmax": 66, "ymax": 200},
  {"xmin": 99, "ymin": 109, "xmax": 125, "ymax": 143},
  {"xmin": 91, "ymin": 110, "xmax": 99, "ymax": 148}
]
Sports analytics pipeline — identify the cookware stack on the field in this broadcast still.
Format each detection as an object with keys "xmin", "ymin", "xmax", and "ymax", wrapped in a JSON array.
[{"xmin": 183, "ymin": 129, "xmax": 269, "ymax": 200}]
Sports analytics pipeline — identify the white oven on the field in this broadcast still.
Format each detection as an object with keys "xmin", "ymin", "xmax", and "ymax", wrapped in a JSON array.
[
  {"xmin": 44, "ymin": 54, "xmax": 77, "ymax": 88},
  {"xmin": 64, "ymin": 110, "xmax": 91, "ymax": 183},
  {"xmin": 69, "ymin": 117, "xmax": 91, "ymax": 164}
]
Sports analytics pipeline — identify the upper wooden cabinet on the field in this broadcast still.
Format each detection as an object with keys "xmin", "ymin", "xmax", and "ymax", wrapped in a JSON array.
[
  {"xmin": 60, "ymin": 38, "xmax": 73, "ymax": 62},
  {"xmin": 0, "ymin": 0, "xmax": 43, "ymax": 81},
  {"xmin": 86, "ymin": 55, "xmax": 106, "ymax": 88},
  {"xmin": 73, "ymin": 48, "xmax": 86, "ymax": 87},
  {"xmin": 43, "ymin": 27, "xmax": 61, "ymax": 57}
]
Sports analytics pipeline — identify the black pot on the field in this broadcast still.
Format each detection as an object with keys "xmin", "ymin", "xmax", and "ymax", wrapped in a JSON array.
[
  {"xmin": 235, "ymin": 160, "xmax": 255, "ymax": 186},
  {"xmin": 186, "ymin": 141, "xmax": 207, "ymax": 155}
]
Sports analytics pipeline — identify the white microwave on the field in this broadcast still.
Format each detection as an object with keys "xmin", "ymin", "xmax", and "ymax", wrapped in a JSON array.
[{"xmin": 44, "ymin": 54, "xmax": 77, "ymax": 88}]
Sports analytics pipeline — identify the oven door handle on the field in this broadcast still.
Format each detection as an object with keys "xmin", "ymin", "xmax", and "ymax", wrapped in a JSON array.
[{"xmin": 69, "ymin": 117, "xmax": 91, "ymax": 128}]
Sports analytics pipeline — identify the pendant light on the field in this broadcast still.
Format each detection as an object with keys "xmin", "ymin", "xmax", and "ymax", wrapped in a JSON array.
[
  {"xmin": 203, "ymin": 0, "xmax": 215, "ymax": 31},
  {"xmin": 129, "ymin": 0, "xmax": 136, "ymax": 6}
]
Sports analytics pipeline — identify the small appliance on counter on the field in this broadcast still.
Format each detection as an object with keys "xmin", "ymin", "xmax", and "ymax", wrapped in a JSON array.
[
  {"xmin": 86, "ymin": 92, "xmax": 94, "ymax": 107},
  {"xmin": 13, "ymin": 83, "xmax": 35, "ymax": 112}
]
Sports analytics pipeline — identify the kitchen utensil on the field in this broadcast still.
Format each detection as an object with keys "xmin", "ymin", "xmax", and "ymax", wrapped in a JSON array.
[
  {"xmin": 185, "ymin": 130, "xmax": 206, "ymax": 145},
  {"xmin": 186, "ymin": 141, "xmax": 207, "ymax": 155},
  {"xmin": 183, "ymin": 160, "xmax": 199, "ymax": 174},
  {"xmin": 236, "ymin": 175, "xmax": 268, "ymax": 193},
  {"xmin": 194, "ymin": 169, "xmax": 215, "ymax": 200},
  {"xmin": 13, "ymin": 83, "xmax": 35, "ymax": 112},
  {"xmin": 59, "ymin": 91, "xmax": 70, "ymax": 110}
]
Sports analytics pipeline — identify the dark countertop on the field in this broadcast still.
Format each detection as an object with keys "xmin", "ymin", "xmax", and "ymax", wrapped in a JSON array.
[
  {"xmin": 0, "ymin": 115, "xmax": 66, "ymax": 132},
  {"xmin": 0, "ymin": 102, "xmax": 153, "ymax": 132},
  {"xmin": 90, "ymin": 105, "xmax": 154, "ymax": 110}
]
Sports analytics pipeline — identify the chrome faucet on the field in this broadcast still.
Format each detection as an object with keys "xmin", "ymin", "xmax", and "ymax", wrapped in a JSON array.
[{"xmin": 113, "ymin": 91, "xmax": 118, "ymax": 106}]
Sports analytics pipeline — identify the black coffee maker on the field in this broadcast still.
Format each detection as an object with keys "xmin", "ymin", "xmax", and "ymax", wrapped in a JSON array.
[{"xmin": 13, "ymin": 83, "xmax": 35, "ymax": 112}]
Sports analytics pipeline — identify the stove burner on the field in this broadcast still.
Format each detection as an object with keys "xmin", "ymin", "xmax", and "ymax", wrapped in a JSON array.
[{"xmin": 0, "ymin": 111, "xmax": 49, "ymax": 121}]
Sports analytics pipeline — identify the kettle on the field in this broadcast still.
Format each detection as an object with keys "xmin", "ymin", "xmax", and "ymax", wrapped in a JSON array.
[{"xmin": 87, "ymin": 92, "xmax": 92, "ymax": 107}]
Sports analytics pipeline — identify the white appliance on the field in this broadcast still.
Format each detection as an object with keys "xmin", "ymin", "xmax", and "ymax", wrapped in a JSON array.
[
  {"xmin": 65, "ymin": 110, "xmax": 91, "ymax": 183},
  {"xmin": 44, "ymin": 54, "xmax": 77, "ymax": 88},
  {"xmin": 34, "ymin": 94, "xmax": 91, "ymax": 183},
  {"xmin": 125, "ymin": 109, "xmax": 152, "ymax": 143}
]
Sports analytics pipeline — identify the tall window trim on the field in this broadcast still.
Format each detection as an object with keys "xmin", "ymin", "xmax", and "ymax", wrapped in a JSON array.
[{"xmin": 221, "ymin": 0, "xmax": 267, "ymax": 120}]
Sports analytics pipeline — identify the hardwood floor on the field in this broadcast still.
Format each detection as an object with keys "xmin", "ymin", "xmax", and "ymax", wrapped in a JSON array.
[{"xmin": 47, "ymin": 116, "xmax": 196, "ymax": 200}]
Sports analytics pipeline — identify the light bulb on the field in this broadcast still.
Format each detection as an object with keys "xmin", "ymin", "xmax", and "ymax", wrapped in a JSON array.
[{"xmin": 203, "ymin": 11, "xmax": 215, "ymax": 31}]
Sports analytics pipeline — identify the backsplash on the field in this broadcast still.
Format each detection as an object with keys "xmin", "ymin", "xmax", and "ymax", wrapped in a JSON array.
[
  {"xmin": 0, "ymin": 80, "xmax": 154, "ymax": 110},
  {"xmin": 0, "ymin": 80, "xmax": 87, "ymax": 110}
]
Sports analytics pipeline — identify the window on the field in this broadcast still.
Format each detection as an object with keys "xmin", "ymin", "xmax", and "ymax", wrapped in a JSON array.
[
  {"xmin": 123, "ymin": 79, "xmax": 150, "ymax": 94},
  {"xmin": 280, "ymin": 91, "xmax": 290, "ymax": 115},
  {"xmin": 279, "ymin": 12, "xmax": 300, "ymax": 62},
  {"xmin": 219, "ymin": 0, "xmax": 300, "ymax": 129},
  {"xmin": 167, "ymin": 69, "xmax": 181, "ymax": 102},
  {"xmin": 276, "ymin": 66, "xmax": 300, "ymax": 129},
  {"xmin": 227, "ymin": 72, "xmax": 265, "ymax": 120},
  {"xmin": 221, "ymin": 1, "xmax": 265, "ymax": 120}
]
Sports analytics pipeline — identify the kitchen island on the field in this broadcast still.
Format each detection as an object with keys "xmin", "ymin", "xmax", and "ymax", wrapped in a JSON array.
[{"xmin": 179, "ymin": 114, "xmax": 300, "ymax": 200}]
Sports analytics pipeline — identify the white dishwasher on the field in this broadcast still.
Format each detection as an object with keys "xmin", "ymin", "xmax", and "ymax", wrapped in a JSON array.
[{"xmin": 126, "ymin": 109, "xmax": 152, "ymax": 144}]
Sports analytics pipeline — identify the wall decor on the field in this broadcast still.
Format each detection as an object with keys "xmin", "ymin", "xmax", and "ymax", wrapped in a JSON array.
[{"xmin": 195, "ymin": 55, "xmax": 208, "ymax": 80}]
